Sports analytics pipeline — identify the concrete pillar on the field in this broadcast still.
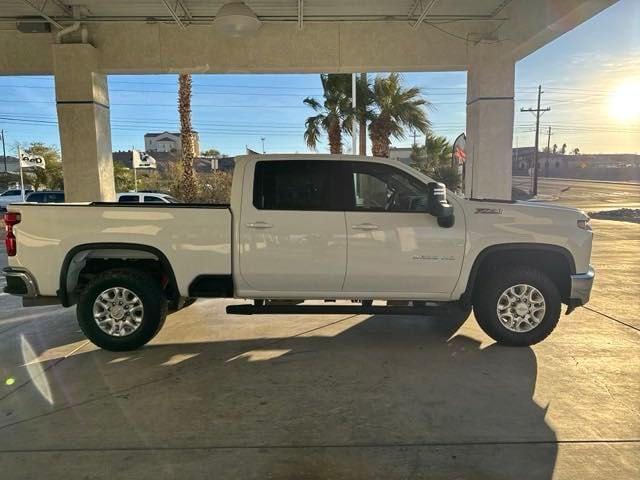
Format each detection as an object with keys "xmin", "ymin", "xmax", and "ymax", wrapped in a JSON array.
[
  {"xmin": 53, "ymin": 44, "xmax": 115, "ymax": 202},
  {"xmin": 465, "ymin": 45, "xmax": 515, "ymax": 200}
]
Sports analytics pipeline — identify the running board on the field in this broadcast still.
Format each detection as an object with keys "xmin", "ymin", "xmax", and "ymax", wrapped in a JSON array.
[{"xmin": 226, "ymin": 303, "xmax": 455, "ymax": 316}]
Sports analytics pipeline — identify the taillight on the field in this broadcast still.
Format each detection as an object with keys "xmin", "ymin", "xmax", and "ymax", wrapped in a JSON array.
[{"xmin": 4, "ymin": 212, "xmax": 21, "ymax": 257}]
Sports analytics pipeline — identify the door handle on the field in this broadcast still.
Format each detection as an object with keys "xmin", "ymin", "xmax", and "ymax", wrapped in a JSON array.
[
  {"xmin": 246, "ymin": 221, "xmax": 273, "ymax": 229},
  {"xmin": 351, "ymin": 223, "xmax": 379, "ymax": 231}
]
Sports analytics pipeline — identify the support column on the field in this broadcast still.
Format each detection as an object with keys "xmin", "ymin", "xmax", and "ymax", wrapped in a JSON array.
[
  {"xmin": 53, "ymin": 44, "xmax": 115, "ymax": 202},
  {"xmin": 465, "ymin": 45, "xmax": 515, "ymax": 200}
]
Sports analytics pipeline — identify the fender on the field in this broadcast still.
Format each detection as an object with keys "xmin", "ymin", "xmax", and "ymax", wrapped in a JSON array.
[
  {"xmin": 58, "ymin": 242, "xmax": 179, "ymax": 307},
  {"xmin": 459, "ymin": 242, "xmax": 576, "ymax": 305}
]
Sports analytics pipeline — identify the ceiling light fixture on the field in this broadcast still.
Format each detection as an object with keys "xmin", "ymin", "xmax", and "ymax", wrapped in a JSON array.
[{"xmin": 213, "ymin": 1, "xmax": 262, "ymax": 37}]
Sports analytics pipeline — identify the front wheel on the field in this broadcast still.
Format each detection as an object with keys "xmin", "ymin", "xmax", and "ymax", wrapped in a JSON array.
[
  {"xmin": 473, "ymin": 266, "xmax": 561, "ymax": 346},
  {"xmin": 77, "ymin": 269, "xmax": 168, "ymax": 351}
]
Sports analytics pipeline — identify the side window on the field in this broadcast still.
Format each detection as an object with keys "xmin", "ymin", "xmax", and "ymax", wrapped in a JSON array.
[
  {"xmin": 27, "ymin": 193, "xmax": 43, "ymax": 202},
  {"xmin": 143, "ymin": 196, "xmax": 165, "ymax": 203},
  {"xmin": 2, "ymin": 190, "xmax": 20, "ymax": 197},
  {"xmin": 118, "ymin": 195, "xmax": 140, "ymax": 203},
  {"xmin": 253, "ymin": 160, "xmax": 333, "ymax": 211},
  {"xmin": 350, "ymin": 162, "xmax": 429, "ymax": 212},
  {"xmin": 48, "ymin": 193, "xmax": 64, "ymax": 203}
]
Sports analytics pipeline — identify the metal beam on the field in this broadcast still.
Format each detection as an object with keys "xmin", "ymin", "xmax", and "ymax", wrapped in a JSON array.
[
  {"xmin": 19, "ymin": 0, "xmax": 64, "ymax": 29},
  {"xmin": 298, "ymin": 0, "xmax": 304, "ymax": 30},
  {"xmin": 412, "ymin": 0, "xmax": 438, "ymax": 29},
  {"xmin": 408, "ymin": 0, "xmax": 421, "ymax": 20},
  {"xmin": 161, "ymin": 0, "xmax": 186, "ymax": 29},
  {"xmin": 49, "ymin": 0, "xmax": 72, "ymax": 16},
  {"xmin": 175, "ymin": 0, "xmax": 192, "ymax": 21}
]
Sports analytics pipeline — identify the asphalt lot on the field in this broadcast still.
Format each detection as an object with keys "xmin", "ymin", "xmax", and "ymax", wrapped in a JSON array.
[
  {"xmin": 0, "ymin": 185, "xmax": 638, "ymax": 479},
  {"xmin": 513, "ymin": 176, "xmax": 640, "ymax": 211}
]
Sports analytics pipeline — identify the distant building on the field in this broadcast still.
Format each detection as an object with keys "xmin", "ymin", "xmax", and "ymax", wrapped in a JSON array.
[
  {"xmin": 512, "ymin": 147, "xmax": 537, "ymax": 173},
  {"xmin": 113, "ymin": 150, "xmax": 233, "ymax": 173},
  {"xmin": 1, "ymin": 155, "xmax": 19, "ymax": 173},
  {"xmin": 144, "ymin": 131, "xmax": 200, "ymax": 156},
  {"xmin": 389, "ymin": 147, "xmax": 413, "ymax": 165},
  {"xmin": 210, "ymin": 157, "xmax": 235, "ymax": 172}
]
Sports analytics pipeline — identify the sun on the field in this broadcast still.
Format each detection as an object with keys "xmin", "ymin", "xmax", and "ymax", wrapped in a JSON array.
[{"xmin": 609, "ymin": 79, "xmax": 640, "ymax": 123}]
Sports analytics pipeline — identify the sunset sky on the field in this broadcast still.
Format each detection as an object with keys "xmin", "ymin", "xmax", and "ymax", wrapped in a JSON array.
[{"xmin": 0, "ymin": 0, "xmax": 638, "ymax": 156}]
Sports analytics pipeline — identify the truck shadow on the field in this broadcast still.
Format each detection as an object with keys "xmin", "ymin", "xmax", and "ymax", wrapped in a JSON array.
[{"xmin": 2, "ymin": 311, "xmax": 557, "ymax": 479}]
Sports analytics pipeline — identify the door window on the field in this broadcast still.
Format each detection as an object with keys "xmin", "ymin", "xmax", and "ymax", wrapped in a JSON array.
[
  {"xmin": 143, "ymin": 195, "xmax": 165, "ymax": 203},
  {"xmin": 118, "ymin": 195, "xmax": 140, "ymax": 203},
  {"xmin": 253, "ymin": 160, "xmax": 336, "ymax": 211},
  {"xmin": 27, "ymin": 193, "xmax": 44, "ymax": 202},
  {"xmin": 349, "ymin": 162, "xmax": 429, "ymax": 212},
  {"xmin": 47, "ymin": 193, "xmax": 65, "ymax": 202}
]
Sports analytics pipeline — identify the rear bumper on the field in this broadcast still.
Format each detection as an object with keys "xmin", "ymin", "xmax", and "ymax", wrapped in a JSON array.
[
  {"xmin": 3, "ymin": 267, "xmax": 39, "ymax": 297},
  {"xmin": 3, "ymin": 267, "xmax": 60, "ymax": 307},
  {"xmin": 569, "ymin": 265, "xmax": 595, "ymax": 306}
]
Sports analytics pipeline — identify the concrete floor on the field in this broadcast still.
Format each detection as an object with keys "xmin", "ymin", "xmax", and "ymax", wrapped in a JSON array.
[{"xmin": 0, "ymin": 193, "xmax": 639, "ymax": 478}]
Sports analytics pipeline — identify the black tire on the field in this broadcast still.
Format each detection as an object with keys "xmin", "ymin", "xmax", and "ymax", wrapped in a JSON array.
[
  {"xmin": 473, "ymin": 266, "xmax": 561, "ymax": 346},
  {"xmin": 77, "ymin": 269, "xmax": 168, "ymax": 351}
]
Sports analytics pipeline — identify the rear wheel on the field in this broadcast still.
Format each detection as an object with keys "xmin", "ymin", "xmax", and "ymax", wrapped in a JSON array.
[
  {"xmin": 473, "ymin": 266, "xmax": 561, "ymax": 346},
  {"xmin": 77, "ymin": 269, "xmax": 167, "ymax": 351}
]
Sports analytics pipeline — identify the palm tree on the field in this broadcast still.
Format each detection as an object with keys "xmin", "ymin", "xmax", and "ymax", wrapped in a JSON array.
[
  {"xmin": 303, "ymin": 74, "xmax": 353, "ymax": 154},
  {"xmin": 353, "ymin": 73, "xmax": 375, "ymax": 155},
  {"xmin": 369, "ymin": 73, "xmax": 431, "ymax": 158},
  {"xmin": 410, "ymin": 133, "xmax": 460, "ymax": 190},
  {"xmin": 178, "ymin": 74, "xmax": 198, "ymax": 202}
]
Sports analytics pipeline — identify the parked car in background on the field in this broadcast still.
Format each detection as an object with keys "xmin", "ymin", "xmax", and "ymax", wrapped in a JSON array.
[
  {"xmin": 25, "ymin": 190, "xmax": 65, "ymax": 204},
  {"xmin": 0, "ymin": 189, "xmax": 34, "ymax": 212},
  {"xmin": 116, "ymin": 192, "xmax": 180, "ymax": 204}
]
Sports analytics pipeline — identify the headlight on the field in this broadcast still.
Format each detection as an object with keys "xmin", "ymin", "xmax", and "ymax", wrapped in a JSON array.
[{"xmin": 577, "ymin": 218, "xmax": 592, "ymax": 231}]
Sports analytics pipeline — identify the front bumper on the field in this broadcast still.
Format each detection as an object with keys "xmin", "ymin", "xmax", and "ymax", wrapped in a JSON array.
[{"xmin": 570, "ymin": 265, "xmax": 595, "ymax": 306}]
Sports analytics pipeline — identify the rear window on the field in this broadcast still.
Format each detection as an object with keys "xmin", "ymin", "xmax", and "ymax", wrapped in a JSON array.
[
  {"xmin": 118, "ymin": 195, "xmax": 140, "ymax": 203},
  {"xmin": 253, "ymin": 160, "xmax": 335, "ymax": 211}
]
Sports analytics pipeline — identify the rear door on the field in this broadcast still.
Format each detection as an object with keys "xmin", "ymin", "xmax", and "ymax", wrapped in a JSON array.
[
  {"xmin": 238, "ymin": 159, "xmax": 347, "ymax": 293},
  {"xmin": 342, "ymin": 161, "xmax": 465, "ymax": 297},
  {"xmin": 143, "ymin": 195, "xmax": 166, "ymax": 203}
]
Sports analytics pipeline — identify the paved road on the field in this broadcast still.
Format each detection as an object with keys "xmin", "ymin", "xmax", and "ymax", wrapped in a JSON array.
[{"xmin": 513, "ymin": 176, "xmax": 640, "ymax": 211}]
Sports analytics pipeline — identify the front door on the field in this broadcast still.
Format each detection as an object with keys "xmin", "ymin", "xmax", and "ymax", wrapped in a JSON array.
[
  {"xmin": 238, "ymin": 159, "xmax": 347, "ymax": 293},
  {"xmin": 341, "ymin": 161, "xmax": 465, "ymax": 298}
]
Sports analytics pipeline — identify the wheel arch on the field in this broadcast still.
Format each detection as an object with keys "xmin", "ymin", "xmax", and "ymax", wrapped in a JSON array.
[
  {"xmin": 461, "ymin": 243, "xmax": 576, "ymax": 306},
  {"xmin": 58, "ymin": 242, "xmax": 179, "ymax": 307}
]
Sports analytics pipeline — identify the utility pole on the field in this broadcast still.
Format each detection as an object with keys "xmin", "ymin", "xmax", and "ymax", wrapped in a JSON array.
[
  {"xmin": 0, "ymin": 130, "xmax": 6, "ymax": 173},
  {"xmin": 521, "ymin": 85, "xmax": 550, "ymax": 196},
  {"xmin": 261, "ymin": 137, "xmax": 266, "ymax": 154},
  {"xmin": 546, "ymin": 126, "xmax": 552, "ymax": 177}
]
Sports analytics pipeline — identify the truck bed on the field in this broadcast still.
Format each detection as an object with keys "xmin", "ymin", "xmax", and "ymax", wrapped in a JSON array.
[{"xmin": 7, "ymin": 202, "xmax": 232, "ymax": 297}]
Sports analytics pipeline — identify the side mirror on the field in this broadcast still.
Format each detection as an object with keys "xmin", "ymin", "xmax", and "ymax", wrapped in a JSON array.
[{"xmin": 426, "ymin": 182, "xmax": 455, "ymax": 228}]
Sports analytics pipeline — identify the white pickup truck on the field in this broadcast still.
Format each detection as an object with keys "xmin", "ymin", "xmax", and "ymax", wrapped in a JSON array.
[{"xmin": 4, "ymin": 154, "xmax": 594, "ymax": 351}]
